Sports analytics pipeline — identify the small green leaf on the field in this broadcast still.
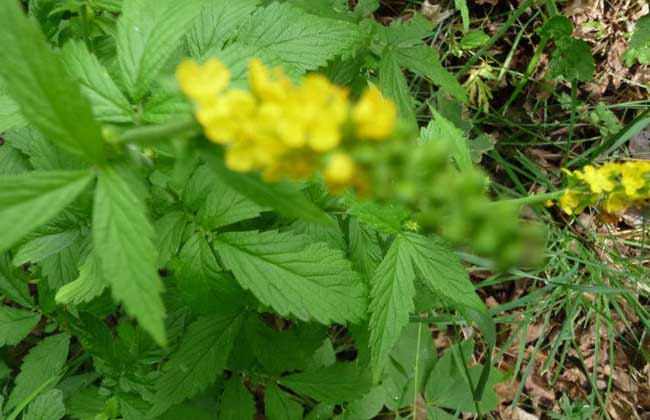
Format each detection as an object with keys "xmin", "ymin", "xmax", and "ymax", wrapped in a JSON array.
[
  {"xmin": 0, "ymin": 170, "xmax": 94, "ymax": 254},
  {"xmin": 0, "ymin": 0, "xmax": 104, "ymax": 163},
  {"xmin": 279, "ymin": 363, "xmax": 372, "ymax": 403},
  {"xmin": 93, "ymin": 166, "xmax": 166, "ymax": 346},
  {"xmin": 346, "ymin": 199, "xmax": 411, "ymax": 234},
  {"xmin": 55, "ymin": 252, "xmax": 107, "ymax": 305},
  {"xmin": 423, "ymin": 109, "xmax": 473, "ymax": 172},
  {"xmin": 218, "ymin": 377, "xmax": 255, "ymax": 420},
  {"xmin": 0, "ymin": 306, "xmax": 40, "ymax": 346},
  {"xmin": 378, "ymin": 49, "xmax": 416, "ymax": 127},
  {"xmin": 548, "ymin": 37, "xmax": 595, "ymax": 82},
  {"xmin": 624, "ymin": 14, "xmax": 650, "ymax": 65},
  {"xmin": 460, "ymin": 31, "xmax": 490, "ymax": 49},
  {"xmin": 0, "ymin": 254, "xmax": 33, "ymax": 308},
  {"xmin": 265, "ymin": 383, "xmax": 303, "ymax": 420},
  {"xmin": 155, "ymin": 211, "xmax": 188, "ymax": 268},
  {"xmin": 395, "ymin": 46, "xmax": 467, "ymax": 103},
  {"xmin": 540, "ymin": 16, "xmax": 573, "ymax": 39}
]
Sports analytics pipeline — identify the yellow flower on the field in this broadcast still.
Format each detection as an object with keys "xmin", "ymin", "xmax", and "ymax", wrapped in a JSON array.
[
  {"xmin": 198, "ymin": 89, "xmax": 256, "ymax": 144},
  {"xmin": 324, "ymin": 152, "xmax": 356, "ymax": 190},
  {"xmin": 248, "ymin": 59, "xmax": 293, "ymax": 102},
  {"xmin": 620, "ymin": 162, "xmax": 646, "ymax": 198},
  {"xmin": 575, "ymin": 165, "xmax": 615, "ymax": 194},
  {"xmin": 604, "ymin": 191, "xmax": 627, "ymax": 213},
  {"xmin": 559, "ymin": 189, "xmax": 582, "ymax": 215},
  {"xmin": 177, "ymin": 59, "xmax": 230, "ymax": 105},
  {"xmin": 352, "ymin": 86, "xmax": 396, "ymax": 140}
]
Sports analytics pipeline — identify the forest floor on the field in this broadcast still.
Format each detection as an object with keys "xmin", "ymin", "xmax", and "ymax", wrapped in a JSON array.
[{"xmin": 374, "ymin": 0, "xmax": 650, "ymax": 418}]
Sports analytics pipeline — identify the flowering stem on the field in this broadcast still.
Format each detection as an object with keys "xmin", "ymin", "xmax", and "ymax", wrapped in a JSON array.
[
  {"xmin": 114, "ymin": 117, "xmax": 199, "ymax": 146},
  {"xmin": 495, "ymin": 190, "xmax": 565, "ymax": 207}
]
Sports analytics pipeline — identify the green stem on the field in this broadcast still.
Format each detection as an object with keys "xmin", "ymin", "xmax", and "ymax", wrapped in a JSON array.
[
  {"xmin": 80, "ymin": 3, "xmax": 91, "ymax": 50},
  {"xmin": 113, "ymin": 117, "xmax": 199, "ymax": 146},
  {"xmin": 564, "ymin": 79, "xmax": 578, "ymax": 166},
  {"xmin": 494, "ymin": 190, "xmax": 565, "ymax": 207},
  {"xmin": 457, "ymin": 0, "xmax": 535, "ymax": 79},
  {"xmin": 502, "ymin": 34, "xmax": 549, "ymax": 112}
]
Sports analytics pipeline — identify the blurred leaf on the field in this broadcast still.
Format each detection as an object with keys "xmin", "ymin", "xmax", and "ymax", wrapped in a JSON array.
[
  {"xmin": 0, "ymin": 0, "xmax": 104, "ymax": 163},
  {"xmin": 23, "ymin": 389, "xmax": 65, "ymax": 420},
  {"xmin": 279, "ymin": 363, "xmax": 372, "ymax": 403},
  {"xmin": 218, "ymin": 377, "xmax": 255, "ymax": 420},
  {"xmin": 0, "ymin": 306, "xmax": 40, "ymax": 346}
]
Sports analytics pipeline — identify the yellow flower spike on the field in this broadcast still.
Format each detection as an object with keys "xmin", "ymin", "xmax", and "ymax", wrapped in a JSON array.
[
  {"xmin": 248, "ymin": 59, "xmax": 293, "ymax": 102},
  {"xmin": 324, "ymin": 152, "xmax": 356, "ymax": 190},
  {"xmin": 177, "ymin": 59, "xmax": 230, "ymax": 105},
  {"xmin": 576, "ymin": 165, "xmax": 615, "ymax": 194},
  {"xmin": 352, "ymin": 86, "xmax": 397, "ymax": 140}
]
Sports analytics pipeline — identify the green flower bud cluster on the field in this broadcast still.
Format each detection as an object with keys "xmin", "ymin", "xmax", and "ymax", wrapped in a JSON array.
[{"xmin": 355, "ymin": 139, "xmax": 543, "ymax": 269}]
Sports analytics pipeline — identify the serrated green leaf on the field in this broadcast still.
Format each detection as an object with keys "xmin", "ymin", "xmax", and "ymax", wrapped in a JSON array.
[
  {"xmin": 117, "ymin": 0, "xmax": 207, "ymax": 100},
  {"xmin": 395, "ymin": 46, "xmax": 467, "ymax": 103},
  {"xmin": 40, "ymin": 239, "xmax": 85, "ymax": 289},
  {"xmin": 235, "ymin": 2, "xmax": 362, "ymax": 75},
  {"xmin": 23, "ymin": 389, "xmax": 65, "ymax": 420},
  {"xmin": 624, "ymin": 14, "xmax": 650, "ymax": 65},
  {"xmin": 13, "ymin": 230, "xmax": 79, "ymax": 266},
  {"xmin": 423, "ymin": 109, "xmax": 473, "ymax": 172},
  {"xmin": 155, "ymin": 211, "xmax": 188, "ymax": 268},
  {"xmin": 548, "ymin": 37, "xmax": 595, "ymax": 82},
  {"xmin": 4, "ymin": 128, "xmax": 82, "ymax": 171},
  {"xmin": 425, "ymin": 340, "xmax": 503, "ymax": 413},
  {"xmin": 0, "ymin": 0, "xmax": 104, "ymax": 163},
  {"xmin": 343, "ymin": 386, "xmax": 384, "ymax": 420},
  {"xmin": 93, "ymin": 166, "xmax": 166, "ymax": 346},
  {"xmin": 148, "ymin": 310, "xmax": 243, "ymax": 418},
  {"xmin": 0, "ymin": 170, "xmax": 94, "ymax": 254},
  {"xmin": 378, "ymin": 49, "xmax": 416, "ymax": 127},
  {"xmin": 348, "ymin": 219, "xmax": 382, "ymax": 282},
  {"xmin": 0, "ymin": 306, "xmax": 40, "ymax": 346},
  {"xmin": 186, "ymin": 0, "xmax": 259, "ymax": 57},
  {"xmin": 0, "ymin": 93, "xmax": 27, "ymax": 132},
  {"xmin": 184, "ymin": 164, "xmax": 266, "ymax": 230},
  {"xmin": 0, "ymin": 141, "xmax": 29, "ymax": 176},
  {"xmin": 368, "ymin": 236, "xmax": 415, "ymax": 381},
  {"xmin": 346, "ymin": 199, "xmax": 411, "ymax": 234},
  {"xmin": 218, "ymin": 377, "xmax": 255, "ymax": 420},
  {"xmin": 0, "ymin": 254, "xmax": 33, "ymax": 308},
  {"xmin": 61, "ymin": 40, "xmax": 134, "ymax": 123},
  {"xmin": 201, "ymin": 148, "xmax": 333, "ymax": 226},
  {"xmin": 402, "ymin": 233, "xmax": 484, "ymax": 312},
  {"xmin": 285, "ymin": 218, "xmax": 345, "ymax": 251},
  {"xmin": 55, "ymin": 252, "xmax": 107, "ymax": 305},
  {"xmin": 250, "ymin": 320, "xmax": 328, "ymax": 375},
  {"xmin": 460, "ymin": 31, "xmax": 490, "ymax": 49},
  {"xmin": 265, "ymin": 383, "xmax": 303, "ymax": 420},
  {"xmin": 214, "ymin": 230, "xmax": 367, "ymax": 324},
  {"xmin": 175, "ymin": 233, "xmax": 247, "ymax": 315},
  {"xmin": 6, "ymin": 333, "xmax": 70, "ymax": 411},
  {"xmin": 279, "ymin": 363, "xmax": 372, "ymax": 403}
]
